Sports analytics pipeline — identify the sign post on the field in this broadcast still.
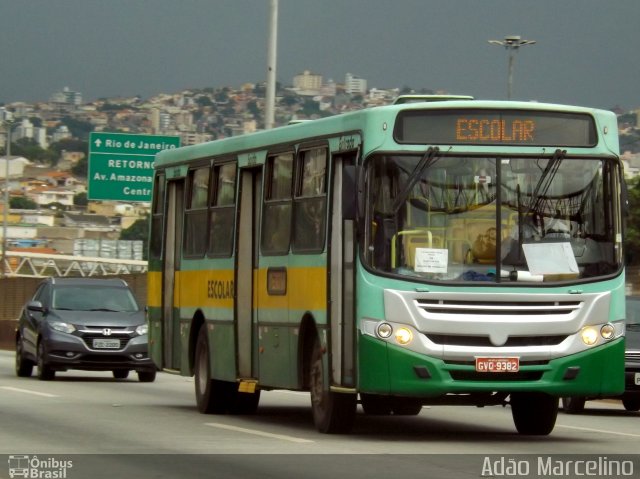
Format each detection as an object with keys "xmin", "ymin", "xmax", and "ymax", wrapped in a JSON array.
[{"xmin": 88, "ymin": 132, "xmax": 180, "ymax": 202}]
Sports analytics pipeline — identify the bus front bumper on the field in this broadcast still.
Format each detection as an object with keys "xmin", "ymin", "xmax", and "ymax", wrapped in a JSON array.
[{"xmin": 358, "ymin": 334, "xmax": 625, "ymax": 398}]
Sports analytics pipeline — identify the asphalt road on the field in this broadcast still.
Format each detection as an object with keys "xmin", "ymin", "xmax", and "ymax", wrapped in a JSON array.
[{"xmin": 0, "ymin": 350, "xmax": 638, "ymax": 479}]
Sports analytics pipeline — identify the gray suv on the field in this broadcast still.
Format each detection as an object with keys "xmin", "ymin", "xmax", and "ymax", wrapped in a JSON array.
[{"xmin": 15, "ymin": 277, "xmax": 156, "ymax": 382}]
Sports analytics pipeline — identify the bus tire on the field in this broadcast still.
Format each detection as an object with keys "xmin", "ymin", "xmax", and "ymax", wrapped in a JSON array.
[
  {"xmin": 392, "ymin": 398, "xmax": 423, "ymax": 415},
  {"xmin": 561, "ymin": 396, "xmax": 586, "ymax": 414},
  {"xmin": 195, "ymin": 325, "xmax": 233, "ymax": 414},
  {"xmin": 360, "ymin": 394, "xmax": 392, "ymax": 415},
  {"xmin": 511, "ymin": 392, "xmax": 558, "ymax": 435},
  {"xmin": 309, "ymin": 339, "xmax": 356, "ymax": 433},
  {"xmin": 230, "ymin": 390, "xmax": 261, "ymax": 415}
]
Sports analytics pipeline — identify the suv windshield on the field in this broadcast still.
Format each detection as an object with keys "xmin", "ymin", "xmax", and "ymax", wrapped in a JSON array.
[
  {"xmin": 52, "ymin": 285, "xmax": 139, "ymax": 312},
  {"xmin": 364, "ymin": 153, "xmax": 622, "ymax": 283}
]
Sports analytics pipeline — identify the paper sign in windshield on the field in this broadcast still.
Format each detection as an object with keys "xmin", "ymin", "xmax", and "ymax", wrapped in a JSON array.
[
  {"xmin": 415, "ymin": 248, "xmax": 448, "ymax": 273},
  {"xmin": 522, "ymin": 242, "xmax": 579, "ymax": 275}
]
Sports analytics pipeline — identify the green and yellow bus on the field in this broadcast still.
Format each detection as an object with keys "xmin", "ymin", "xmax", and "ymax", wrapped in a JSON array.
[{"xmin": 147, "ymin": 98, "xmax": 626, "ymax": 435}]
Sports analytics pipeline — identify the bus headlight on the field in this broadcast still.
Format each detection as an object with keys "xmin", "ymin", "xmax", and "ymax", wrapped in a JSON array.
[
  {"xmin": 395, "ymin": 327, "xmax": 413, "ymax": 345},
  {"xmin": 600, "ymin": 323, "xmax": 615, "ymax": 340},
  {"xmin": 581, "ymin": 327, "xmax": 598, "ymax": 346},
  {"xmin": 376, "ymin": 323, "xmax": 393, "ymax": 339}
]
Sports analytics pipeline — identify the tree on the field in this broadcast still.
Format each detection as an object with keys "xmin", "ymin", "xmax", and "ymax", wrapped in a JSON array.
[
  {"xmin": 120, "ymin": 215, "xmax": 150, "ymax": 260},
  {"xmin": 10, "ymin": 138, "xmax": 53, "ymax": 164},
  {"xmin": 71, "ymin": 156, "xmax": 88, "ymax": 178},
  {"xmin": 60, "ymin": 116, "xmax": 94, "ymax": 140},
  {"xmin": 10, "ymin": 197, "xmax": 38, "ymax": 209},
  {"xmin": 73, "ymin": 192, "xmax": 88, "ymax": 207},
  {"xmin": 625, "ymin": 176, "xmax": 640, "ymax": 265}
]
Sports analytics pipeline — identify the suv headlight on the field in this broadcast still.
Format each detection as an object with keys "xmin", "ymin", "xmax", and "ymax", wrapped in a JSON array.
[
  {"xmin": 50, "ymin": 321, "xmax": 76, "ymax": 334},
  {"xmin": 135, "ymin": 324, "xmax": 148, "ymax": 336}
]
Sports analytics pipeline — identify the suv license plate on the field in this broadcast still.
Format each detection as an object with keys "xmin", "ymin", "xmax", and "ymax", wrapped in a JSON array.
[
  {"xmin": 475, "ymin": 357, "xmax": 519, "ymax": 373},
  {"xmin": 93, "ymin": 338, "xmax": 120, "ymax": 349},
  {"xmin": 635, "ymin": 373, "xmax": 640, "ymax": 386}
]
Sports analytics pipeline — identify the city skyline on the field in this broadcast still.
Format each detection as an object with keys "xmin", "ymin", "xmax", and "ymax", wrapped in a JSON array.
[{"xmin": 1, "ymin": 0, "xmax": 639, "ymax": 111}]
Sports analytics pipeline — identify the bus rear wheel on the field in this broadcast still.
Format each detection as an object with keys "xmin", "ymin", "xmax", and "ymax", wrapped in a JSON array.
[
  {"xmin": 360, "ymin": 394, "xmax": 392, "ymax": 415},
  {"xmin": 194, "ymin": 325, "xmax": 235, "ymax": 414},
  {"xmin": 511, "ymin": 392, "xmax": 558, "ymax": 435},
  {"xmin": 309, "ymin": 339, "xmax": 356, "ymax": 433}
]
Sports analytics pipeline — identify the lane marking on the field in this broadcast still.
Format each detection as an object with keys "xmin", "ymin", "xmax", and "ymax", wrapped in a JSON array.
[
  {"xmin": 557, "ymin": 424, "xmax": 640, "ymax": 438},
  {"xmin": 1, "ymin": 386, "xmax": 59, "ymax": 398},
  {"xmin": 204, "ymin": 422, "xmax": 314, "ymax": 443}
]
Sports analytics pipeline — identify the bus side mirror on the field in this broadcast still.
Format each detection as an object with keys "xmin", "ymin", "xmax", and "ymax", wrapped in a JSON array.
[{"xmin": 342, "ymin": 165, "xmax": 362, "ymax": 221}]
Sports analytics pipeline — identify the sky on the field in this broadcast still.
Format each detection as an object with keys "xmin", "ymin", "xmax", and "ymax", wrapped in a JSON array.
[{"xmin": 1, "ymin": 0, "xmax": 639, "ymax": 111}]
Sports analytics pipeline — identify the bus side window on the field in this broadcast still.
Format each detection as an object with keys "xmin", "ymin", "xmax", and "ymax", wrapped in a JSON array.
[
  {"xmin": 261, "ymin": 152, "xmax": 294, "ymax": 255},
  {"xmin": 208, "ymin": 162, "xmax": 237, "ymax": 257},
  {"xmin": 184, "ymin": 166, "xmax": 210, "ymax": 257},
  {"xmin": 292, "ymin": 147, "xmax": 327, "ymax": 253}
]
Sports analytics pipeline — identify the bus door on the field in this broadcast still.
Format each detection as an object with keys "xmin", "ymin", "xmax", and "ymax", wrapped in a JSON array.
[
  {"xmin": 236, "ymin": 167, "xmax": 262, "ymax": 378},
  {"xmin": 162, "ymin": 179, "xmax": 184, "ymax": 370},
  {"xmin": 329, "ymin": 148, "xmax": 359, "ymax": 388}
]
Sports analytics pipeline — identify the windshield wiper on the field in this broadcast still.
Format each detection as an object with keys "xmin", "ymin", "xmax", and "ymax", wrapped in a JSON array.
[{"xmin": 392, "ymin": 146, "xmax": 440, "ymax": 214}]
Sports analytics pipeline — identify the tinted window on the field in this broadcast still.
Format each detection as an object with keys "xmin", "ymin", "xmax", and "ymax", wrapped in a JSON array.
[
  {"xmin": 208, "ymin": 162, "xmax": 237, "ymax": 257},
  {"xmin": 293, "ymin": 147, "xmax": 327, "ymax": 253},
  {"xmin": 184, "ymin": 166, "xmax": 210, "ymax": 257},
  {"xmin": 262, "ymin": 153, "xmax": 293, "ymax": 255}
]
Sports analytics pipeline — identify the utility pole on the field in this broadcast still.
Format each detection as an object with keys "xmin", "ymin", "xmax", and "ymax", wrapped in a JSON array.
[{"xmin": 2, "ymin": 118, "xmax": 14, "ymax": 278}]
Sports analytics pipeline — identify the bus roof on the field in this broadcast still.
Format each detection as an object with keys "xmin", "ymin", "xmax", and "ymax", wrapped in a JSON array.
[{"xmin": 155, "ymin": 100, "xmax": 617, "ymax": 167}]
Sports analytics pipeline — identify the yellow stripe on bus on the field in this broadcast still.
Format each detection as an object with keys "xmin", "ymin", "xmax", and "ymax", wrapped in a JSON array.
[{"xmin": 147, "ymin": 266, "xmax": 327, "ymax": 311}]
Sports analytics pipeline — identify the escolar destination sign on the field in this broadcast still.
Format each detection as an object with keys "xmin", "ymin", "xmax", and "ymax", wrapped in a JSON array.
[{"xmin": 88, "ymin": 132, "xmax": 180, "ymax": 202}]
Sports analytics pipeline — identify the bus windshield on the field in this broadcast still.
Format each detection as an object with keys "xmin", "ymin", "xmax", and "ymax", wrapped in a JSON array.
[{"xmin": 365, "ymin": 153, "xmax": 622, "ymax": 282}]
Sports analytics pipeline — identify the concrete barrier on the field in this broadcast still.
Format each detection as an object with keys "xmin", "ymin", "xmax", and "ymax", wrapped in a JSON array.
[{"xmin": 0, "ymin": 320, "xmax": 16, "ymax": 350}]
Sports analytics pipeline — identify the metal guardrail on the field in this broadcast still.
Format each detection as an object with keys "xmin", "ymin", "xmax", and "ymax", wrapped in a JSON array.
[{"xmin": 2, "ymin": 251, "xmax": 148, "ymax": 278}]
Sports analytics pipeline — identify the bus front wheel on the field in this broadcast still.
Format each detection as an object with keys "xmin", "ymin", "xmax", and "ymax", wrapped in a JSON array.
[
  {"xmin": 511, "ymin": 392, "xmax": 558, "ymax": 435},
  {"xmin": 309, "ymin": 339, "xmax": 356, "ymax": 433},
  {"xmin": 194, "ymin": 325, "xmax": 234, "ymax": 414},
  {"xmin": 561, "ymin": 396, "xmax": 586, "ymax": 414}
]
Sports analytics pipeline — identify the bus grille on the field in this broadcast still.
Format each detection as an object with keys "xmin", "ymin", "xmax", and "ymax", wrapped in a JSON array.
[
  {"xmin": 416, "ymin": 299, "xmax": 582, "ymax": 317},
  {"xmin": 625, "ymin": 351, "xmax": 640, "ymax": 361},
  {"xmin": 427, "ymin": 334, "xmax": 567, "ymax": 347}
]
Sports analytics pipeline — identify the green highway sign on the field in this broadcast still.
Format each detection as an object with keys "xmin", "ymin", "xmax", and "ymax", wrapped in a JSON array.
[{"xmin": 88, "ymin": 132, "xmax": 181, "ymax": 202}]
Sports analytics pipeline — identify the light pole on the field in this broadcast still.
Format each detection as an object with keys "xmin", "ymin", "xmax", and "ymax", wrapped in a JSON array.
[
  {"xmin": 488, "ymin": 35, "xmax": 536, "ymax": 100},
  {"xmin": 2, "ymin": 119, "xmax": 14, "ymax": 278},
  {"xmin": 264, "ymin": 0, "xmax": 278, "ymax": 130}
]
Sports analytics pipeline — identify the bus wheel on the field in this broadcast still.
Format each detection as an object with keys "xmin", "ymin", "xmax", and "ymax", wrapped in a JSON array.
[
  {"xmin": 195, "ymin": 325, "xmax": 233, "ymax": 414},
  {"xmin": 230, "ymin": 390, "xmax": 261, "ymax": 415},
  {"xmin": 561, "ymin": 396, "xmax": 586, "ymax": 414},
  {"xmin": 360, "ymin": 394, "xmax": 392, "ymax": 415},
  {"xmin": 511, "ymin": 393, "xmax": 558, "ymax": 435},
  {"xmin": 622, "ymin": 397, "xmax": 640, "ymax": 412},
  {"xmin": 392, "ymin": 398, "xmax": 423, "ymax": 416},
  {"xmin": 309, "ymin": 339, "xmax": 356, "ymax": 433}
]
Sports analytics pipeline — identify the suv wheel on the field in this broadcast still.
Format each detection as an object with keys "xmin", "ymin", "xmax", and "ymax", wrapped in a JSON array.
[
  {"xmin": 15, "ymin": 335, "xmax": 34, "ymax": 377},
  {"xmin": 37, "ymin": 342, "xmax": 55, "ymax": 381}
]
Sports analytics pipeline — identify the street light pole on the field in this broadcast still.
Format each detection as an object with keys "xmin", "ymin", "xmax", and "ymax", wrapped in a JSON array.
[
  {"xmin": 488, "ymin": 35, "xmax": 536, "ymax": 100},
  {"xmin": 2, "ymin": 120, "xmax": 13, "ymax": 278},
  {"xmin": 264, "ymin": 0, "xmax": 278, "ymax": 130}
]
